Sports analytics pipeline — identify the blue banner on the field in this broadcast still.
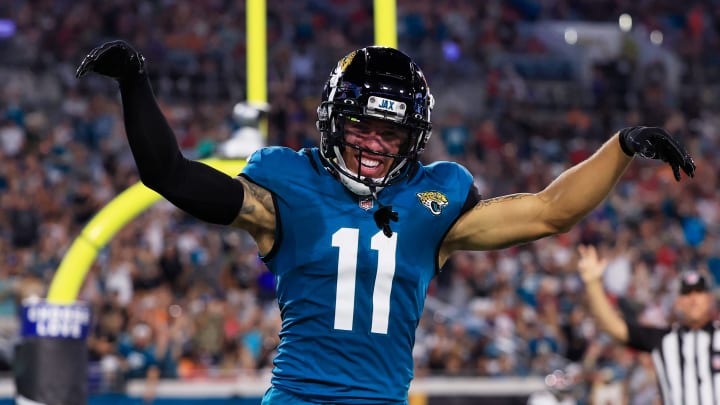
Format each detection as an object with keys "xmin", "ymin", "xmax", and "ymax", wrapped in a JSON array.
[{"xmin": 20, "ymin": 300, "xmax": 91, "ymax": 339}]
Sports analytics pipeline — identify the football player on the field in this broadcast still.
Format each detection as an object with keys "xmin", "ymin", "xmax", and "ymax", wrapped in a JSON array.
[{"xmin": 76, "ymin": 41, "xmax": 695, "ymax": 404}]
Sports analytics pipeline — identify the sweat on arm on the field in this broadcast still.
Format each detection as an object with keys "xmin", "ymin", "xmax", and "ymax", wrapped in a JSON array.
[{"xmin": 118, "ymin": 75, "xmax": 245, "ymax": 225}]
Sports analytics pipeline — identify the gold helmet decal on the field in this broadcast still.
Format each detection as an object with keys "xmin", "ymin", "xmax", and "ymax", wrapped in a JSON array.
[
  {"xmin": 417, "ymin": 191, "xmax": 449, "ymax": 215},
  {"xmin": 338, "ymin": 50, "xmax": 357, "ymax": 72},
  {"xmin": 330, "ymin": 51, "xmax": 357, "ymax": 88}
]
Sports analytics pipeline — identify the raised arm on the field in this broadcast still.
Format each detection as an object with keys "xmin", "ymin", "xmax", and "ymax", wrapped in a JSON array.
[
  {"xmin": 440, "ymin": 128, "xmax": 694, "ymax": 263},
  {"xmin": 75, "ymin": 41, "xmax": 276, "ymax": 252},
  {"xmin": 576, "ymin": 245, "xmax": 629, "ymax": 343}
]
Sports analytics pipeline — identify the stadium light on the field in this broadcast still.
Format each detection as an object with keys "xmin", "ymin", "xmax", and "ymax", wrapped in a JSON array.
[
  {"xmin": 619, "ymin": 13, "xmax": 632, "ymax": 32},
  {"xmin": 650, "ymin": 30, "xmax": 664, "ymax": 45},
  {"xmin": 564, "ymin": 28, "xmax": 578, "ymax": 45}
]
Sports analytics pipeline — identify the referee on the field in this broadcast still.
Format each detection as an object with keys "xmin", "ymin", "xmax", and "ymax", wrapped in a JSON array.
[{"xmin": 577, "ymin": 245, "xmax": 720, "ymax": 405}]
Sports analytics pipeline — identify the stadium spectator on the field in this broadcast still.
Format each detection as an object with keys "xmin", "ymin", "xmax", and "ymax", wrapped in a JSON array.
[{"xmin": 118, "ymin": 322, "xmax": 160, "ymax": 403}]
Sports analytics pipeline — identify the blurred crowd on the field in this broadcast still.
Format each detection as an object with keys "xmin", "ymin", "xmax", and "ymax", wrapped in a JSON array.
[{"xmin": 1, "ymin": 0, "xmax": 720, "ymax": 403}]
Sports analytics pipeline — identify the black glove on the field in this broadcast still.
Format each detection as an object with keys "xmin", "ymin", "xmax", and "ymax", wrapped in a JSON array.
[
  {"xmin": 75, "ymin": 40, "xmax": 146, "ymax": 82},
  {"xmin": 618, "ymin": 126, "xmax": 696, "ymax": 181}
]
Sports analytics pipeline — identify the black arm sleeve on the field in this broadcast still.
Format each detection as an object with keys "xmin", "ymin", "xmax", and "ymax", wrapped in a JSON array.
[
  {"xmin": 624, "ymin": 316, "xmax": 669, "ymax": 352},
  {"xmin": 118, "ymin": 75, "xmax": 244, "ymax": 225}
]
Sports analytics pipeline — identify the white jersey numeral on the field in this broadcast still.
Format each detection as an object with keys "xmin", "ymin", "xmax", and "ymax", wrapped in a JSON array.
[{"xmin": 332, "ymin": 228, "xmax": 397, "ymax": 334}]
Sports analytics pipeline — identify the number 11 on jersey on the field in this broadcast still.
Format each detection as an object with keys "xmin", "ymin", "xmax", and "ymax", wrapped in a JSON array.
[{"xmin": 332, "ymin": 228, "xmax": 397, "ymax": 334}]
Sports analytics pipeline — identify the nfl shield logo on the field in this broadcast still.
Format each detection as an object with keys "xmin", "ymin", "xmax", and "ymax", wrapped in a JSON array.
[{"xmin": 359, "ymin": 197, "xmax": 374, "ymax": 211}]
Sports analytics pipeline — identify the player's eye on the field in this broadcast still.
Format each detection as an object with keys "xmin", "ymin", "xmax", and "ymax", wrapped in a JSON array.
[{"xmin": 380, "ymin": 130, "xmax": 409, "ymax": 143}]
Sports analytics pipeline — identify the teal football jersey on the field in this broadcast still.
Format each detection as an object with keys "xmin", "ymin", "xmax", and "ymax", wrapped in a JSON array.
[{"xmin": 243, "ymin": 147, "xmax": 474, "ymax": 403}]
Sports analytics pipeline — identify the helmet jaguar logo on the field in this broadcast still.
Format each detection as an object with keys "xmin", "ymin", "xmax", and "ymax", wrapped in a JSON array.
[
  {"xmin": 417, "ymin": 191, "xmax": 449, "ymax": 215},
  {"xmin": 338, "ymin": 51, "xmax": 357, "ymax": 72}
]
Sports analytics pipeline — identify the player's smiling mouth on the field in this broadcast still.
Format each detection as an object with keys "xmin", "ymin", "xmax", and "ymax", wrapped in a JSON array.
[
  {"xmin": 360, "ymin": 157, "xmax": 381, "ymax": 168},
  {"xmin": 355, "ymin": 155, "xmax": 384, "ymax": 177}
]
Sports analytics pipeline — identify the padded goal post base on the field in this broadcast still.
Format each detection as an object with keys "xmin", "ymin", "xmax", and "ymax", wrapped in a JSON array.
[{"xmin": 13, "ymin": 300, "xmax": 90, "ymax": 405}]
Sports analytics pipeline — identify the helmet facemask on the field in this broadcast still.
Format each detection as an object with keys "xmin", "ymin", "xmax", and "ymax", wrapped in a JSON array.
[{"xmin": 327, "ymin": 113, "xmax": 420, "ymax": 195}]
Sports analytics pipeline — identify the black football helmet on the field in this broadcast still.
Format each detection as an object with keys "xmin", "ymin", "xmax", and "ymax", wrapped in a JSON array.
[{"xmin": 317, "ymin": 46, "xmax": 434, "ymax": 195}]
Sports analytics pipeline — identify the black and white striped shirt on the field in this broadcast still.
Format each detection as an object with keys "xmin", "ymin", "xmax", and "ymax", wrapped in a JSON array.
[{"xmin": 626, "ymin": 320, "xmax": 720, "ymax": 405}]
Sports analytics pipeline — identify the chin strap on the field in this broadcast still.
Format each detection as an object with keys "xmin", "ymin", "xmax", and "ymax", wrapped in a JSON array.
[{"xmin": 370, "ymin": 186, "xmax": 398, "ymax": 238}]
